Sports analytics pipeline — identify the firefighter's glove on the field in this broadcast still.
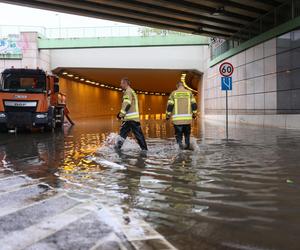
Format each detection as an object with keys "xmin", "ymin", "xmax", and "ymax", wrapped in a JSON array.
[{"xmin": 117, "ymin": 112, "xmax": 125, "ymax": 120}]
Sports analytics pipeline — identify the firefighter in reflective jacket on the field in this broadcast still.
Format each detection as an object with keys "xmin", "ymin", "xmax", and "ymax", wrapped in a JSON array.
[
  {"xmin": 116, "ymin": 77, "xmax": 148, "ymax": 151},
  {"xmin": 166, "ymin": 81, "xmax": 197, "ymax": 150}
]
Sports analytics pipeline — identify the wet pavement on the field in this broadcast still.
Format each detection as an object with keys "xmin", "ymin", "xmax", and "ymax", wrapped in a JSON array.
[
  {"xmin": 1, "ymin": 117, "xmax": 300, "ymax": 250},
  {"xmin": 0, "ymin": 166, "xmax": 174, "ymax": 250}
]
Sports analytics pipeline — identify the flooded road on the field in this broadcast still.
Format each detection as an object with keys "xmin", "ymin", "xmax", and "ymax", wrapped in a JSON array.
[{"xmin": 1, "ymin": 117, "xmax": 300, "ymax": 250}]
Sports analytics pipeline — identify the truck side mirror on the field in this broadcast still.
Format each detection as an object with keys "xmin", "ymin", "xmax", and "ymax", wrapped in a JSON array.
[{"xmin": 54, "ymin": 83, "xmax": 59, "ymax": 93}]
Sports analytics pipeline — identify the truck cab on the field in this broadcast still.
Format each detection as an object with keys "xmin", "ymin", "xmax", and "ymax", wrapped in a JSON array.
[{"xmin": 0, "ymin": 68, "xmax": 66, "ymax": 132}]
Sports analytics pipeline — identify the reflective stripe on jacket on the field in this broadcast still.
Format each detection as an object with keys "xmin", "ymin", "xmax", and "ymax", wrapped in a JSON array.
[
  {"xmin": 120, "ymin": 87, "xmax": 140, "ymax": 122},
  {"xmin": 166, "ymin": 87, "xmax": 197, "ymax": 125}
]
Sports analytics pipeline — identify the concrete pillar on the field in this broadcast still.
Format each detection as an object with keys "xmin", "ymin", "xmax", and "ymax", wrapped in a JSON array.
[{"xmin": 0, "ymin": 32, "xmax": 51, "ymax": 73}]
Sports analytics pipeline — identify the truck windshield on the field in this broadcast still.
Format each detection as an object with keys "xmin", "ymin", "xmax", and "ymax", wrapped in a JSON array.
[{"xmin": 2, "ymin": 73, "xmax": 46, "ymax": 92}]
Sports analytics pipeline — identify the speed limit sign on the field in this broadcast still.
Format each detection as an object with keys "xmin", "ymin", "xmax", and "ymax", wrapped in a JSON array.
[{"xmin": 219, "ymin": 62, "xmax": 234, "ymax": 77}]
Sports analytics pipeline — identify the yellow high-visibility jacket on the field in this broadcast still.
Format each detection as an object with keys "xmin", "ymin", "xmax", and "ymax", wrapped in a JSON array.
[
  {"xmin": 166, "ymin": 87, "xmax": 197, "ymax": 125},
  {"xmin": 120, "ymin": 87, "xmax": 140, "ymax": 122}
]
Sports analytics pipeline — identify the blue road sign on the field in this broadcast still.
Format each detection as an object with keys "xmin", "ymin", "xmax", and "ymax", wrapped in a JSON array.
[{"xmin": 221, "ymin": 77, "xmax": 232, "ymax": 91}]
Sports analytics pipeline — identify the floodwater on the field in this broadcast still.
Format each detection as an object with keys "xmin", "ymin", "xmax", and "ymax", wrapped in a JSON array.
[{"xmin": 1, "ymin": 117, "xmax": 300, "ymax": 250}]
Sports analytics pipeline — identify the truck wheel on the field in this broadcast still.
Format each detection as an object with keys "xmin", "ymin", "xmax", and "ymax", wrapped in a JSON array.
[
  {"xmin": 44, "ymin": 118, "xmax": 56, "ymax": 132},
  {"xmin": 55, "ymin": 108, "xmax": 64, "ymax": 129},
  {"xmin": 44, "ymin": 107, "xmax": 55, "ymax": 132}
]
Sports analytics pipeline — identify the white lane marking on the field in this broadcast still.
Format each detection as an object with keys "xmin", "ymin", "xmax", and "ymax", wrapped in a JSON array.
[
  {"xmin": 0, "ymin": 203, "xmax": 96, "ymax": 250},
  {"xmin": 0, "ymin": 194, "xmax": 67, "ymax": 218}
]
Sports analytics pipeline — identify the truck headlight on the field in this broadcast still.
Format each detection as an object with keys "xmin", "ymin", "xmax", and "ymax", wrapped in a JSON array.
[
  {"xmin": 0, "ymin": 113, "xmax": 6, "ymax": 118},
  {"xmin": 36, "ymin": 113, "xmax": 47, "ymax": 119}
]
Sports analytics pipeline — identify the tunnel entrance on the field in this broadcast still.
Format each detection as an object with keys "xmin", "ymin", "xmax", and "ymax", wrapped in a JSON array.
[{"xmin": 53, "ymin": 68, "xmax": 202, "ymax": 120}]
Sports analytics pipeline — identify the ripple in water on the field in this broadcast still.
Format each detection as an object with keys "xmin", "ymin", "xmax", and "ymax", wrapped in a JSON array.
[{"xmin": 2, "ymin": 120, "xmax": 300, "ymax": 250}]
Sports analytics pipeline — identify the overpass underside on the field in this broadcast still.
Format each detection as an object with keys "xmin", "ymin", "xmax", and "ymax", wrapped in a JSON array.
[{"xmin": 0, "ymin": 0, "xmax": 286, "ymax": 38}]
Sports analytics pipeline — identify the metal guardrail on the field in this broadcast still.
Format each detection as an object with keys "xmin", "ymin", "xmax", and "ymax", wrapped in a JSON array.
[
  {"xmin": 211, "ymin": 0, "xmax": 300, "ymax": 60},
  {"xmin": 0, "ymin": 25, "xmax": 190, "ymax": 39}
]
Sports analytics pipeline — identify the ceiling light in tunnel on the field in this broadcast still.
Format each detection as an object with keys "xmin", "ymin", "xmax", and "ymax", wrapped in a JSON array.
[
  {"xmin": 67, "ymin": 74, "xmax": 74, "ymax": 77},
  {"xmin": 100, "ymin": 84, "xmax": 105, "ymax": 87},
  {"xmin": 80, "ymin": 78, "xmax": 85, "ymax": 81},
  {"xmin": 62, "ymin": 72, "xmax": 68, "ymax": 75},
  {"xmin": 155, "ymin": 93, "xmax": 160, "ymax": 95},
  {"xmin": 145, "ymin": 92, "xmax": 148, "ymax": 94},
  {"xmin": 74, "ymin": 76, "xmax": 79, "ymax": 79}
]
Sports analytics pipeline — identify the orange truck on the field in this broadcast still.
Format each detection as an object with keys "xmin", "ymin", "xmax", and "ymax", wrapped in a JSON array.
[{"xmin": 0, "ymin": 68, "xmax": 72, "ymax": 132}]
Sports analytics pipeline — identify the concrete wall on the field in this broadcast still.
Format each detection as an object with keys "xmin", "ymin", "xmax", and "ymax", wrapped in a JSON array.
[
  {"xmin": 205, "ymin": 38, "xmax": 277, "ymax": 116},
  {"xmin": 276, "ymin": 30, "xmax": 300, "ymax": 114},
  {"xmin": 50, "ymin": 45, "xmax": 209, "ymax": 72},
  {"xmin": 0, "ymin": 32, "xmax": 51, "ymax": 73},
  {"xmin": 203, "ymin": 29, "xmax": 300, "ymax": 129}
]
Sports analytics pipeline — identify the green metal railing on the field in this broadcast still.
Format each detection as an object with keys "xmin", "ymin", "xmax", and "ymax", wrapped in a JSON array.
[
  {"xmin": 211, "ymin": 0, "xmax": 300, "ymax": 60},
  {"xmin": 38, "ymin": 35, "xmax": 209, "ymax": 49}
]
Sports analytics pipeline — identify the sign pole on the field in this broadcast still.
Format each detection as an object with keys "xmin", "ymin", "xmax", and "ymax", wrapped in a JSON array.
[
  {"xmin": 219, "ymin": 62, "xmax": 234, "ymax": 141},
  {"xmin": 226, "ymin": 90, "xmax": 228, "ymax": 140}
]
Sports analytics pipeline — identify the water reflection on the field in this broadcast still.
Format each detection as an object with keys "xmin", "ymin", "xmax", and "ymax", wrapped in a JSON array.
[
  {"xmin": 1, "ymin": 118, "xmax": 300, "ymax": 250},
  {"xmin": 0, "ymin": 131, "xmax": 64, "ymax": 186}
]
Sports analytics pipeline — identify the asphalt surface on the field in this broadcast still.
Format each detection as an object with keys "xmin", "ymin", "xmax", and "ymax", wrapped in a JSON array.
[{"xmin": 0, "ymin": 167, "xmax": 176, "ymax": 250}]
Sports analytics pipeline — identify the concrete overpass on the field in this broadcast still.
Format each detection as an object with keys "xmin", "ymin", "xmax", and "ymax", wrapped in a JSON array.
[
  {"xmin": 45, "ymin": 35, "xmax": 208, "ymax": 118},
  {"xmin": 37, "ymin": 34, "xmax": 209, "ymax": 94}
]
